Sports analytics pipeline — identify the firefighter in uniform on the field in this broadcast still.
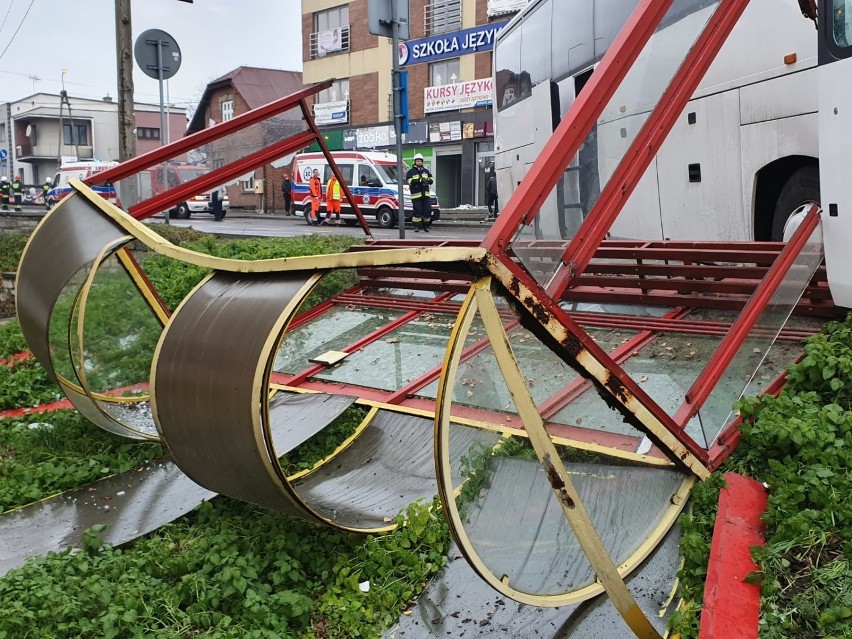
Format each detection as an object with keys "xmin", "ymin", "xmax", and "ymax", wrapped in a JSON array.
[
  {"xmin": 0, "ymin": 177, "xmax": 9, "ymax": 211},
  {"xmin": 43, "ymin": 178, "xmax": 52, "ymax": 211},
  {"xmin": 11, "ymin": 175, "xmax": 23, "ymax": 211},
  {"xmin": 405, "ymin": 153, "xmax": 434, "ymax": 232}
]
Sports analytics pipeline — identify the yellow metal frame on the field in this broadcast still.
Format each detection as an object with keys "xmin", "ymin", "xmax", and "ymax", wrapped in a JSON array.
[{"xmin": 435, "ymin": 277, "xmax": 693, "ymax": 631}]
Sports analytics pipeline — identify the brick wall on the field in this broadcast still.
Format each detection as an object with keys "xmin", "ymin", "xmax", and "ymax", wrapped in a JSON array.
[{"xmin": 350, "ymin": 72, "xmax": 379, "ymax": 125}]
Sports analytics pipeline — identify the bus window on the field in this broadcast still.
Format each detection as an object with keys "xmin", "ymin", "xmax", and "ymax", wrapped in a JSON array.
[
  {"xmin": 519, "ymin": 1, "xmax": 552, "ymax": 90},
  {"xmin": 495, "ymin": 25, "xmax": 522, "ymax": 111},
  {"xmin": 594, "ymin": 0, "xmax": 636, "ymax": 58},
  {"xmin": 551, "ymin": 0, "xmax": 593, "ymax": 81},
  {"xmin": 834, "ymin": 0, "xmax": 851, "ymax": 47}
]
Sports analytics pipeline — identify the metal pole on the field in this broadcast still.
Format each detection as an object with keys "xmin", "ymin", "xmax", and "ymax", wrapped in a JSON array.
[
  {"xmin": 156, "ymin": 39, "xmax": 169, "ymax": 224},
  {"xmin": 392, "ymin": 0, "xmax": 405, "ymax": 239}
]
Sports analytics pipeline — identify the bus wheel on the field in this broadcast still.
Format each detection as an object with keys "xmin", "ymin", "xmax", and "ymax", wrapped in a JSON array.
[
  {"xmin": 377, "ymin": 206, "xmax": 396, "ymax": 229},
  {"xmin": 176, "ymin": 202, "xmax": 191, "ymax": 219},
  {"xmin": 772, "ymin": 166, "xmax": 820, "ymax": 241}
]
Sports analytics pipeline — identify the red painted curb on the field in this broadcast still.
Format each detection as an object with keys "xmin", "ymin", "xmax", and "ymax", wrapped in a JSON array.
[{"xmin": 698, "ymin": 472, "xmax": 768, "ymax": 639}]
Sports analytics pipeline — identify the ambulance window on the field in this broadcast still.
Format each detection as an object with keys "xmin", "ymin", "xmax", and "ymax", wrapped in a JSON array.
[
  {"xmin": 324, "ymin": 163, "xmax": 353, "ymax": 185},
  {"xmin": 359, "ymin": 165, "xmax": 381, "ymax": 187}
]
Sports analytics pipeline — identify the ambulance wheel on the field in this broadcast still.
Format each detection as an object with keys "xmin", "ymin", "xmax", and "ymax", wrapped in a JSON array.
[
  {"xmin": 344, "ymin": 218, "xmax": 358, "ymax": 226},
  {"xmin": 304, "ymin": 204, "xmax": 313, "ymax": 225},
  {"xmin": 377, "ymin": 206, "xmax": 396, "ymax": 229},
  {"xmin": 176, "ymin": 202, "xmax": 191, "ymax": 219},
  {"xmin": 772, "ymin": 165, "xmax": 820, "ymax": 241}
]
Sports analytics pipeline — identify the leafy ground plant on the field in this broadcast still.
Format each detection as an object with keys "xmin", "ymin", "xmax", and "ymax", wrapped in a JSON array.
[
  {"xmin": 670, "ymin": 313, "xmax": 852, "ymax": 638},
  {"xmin": 0, "ymin": 410, "xmax": 164, "ymax": 512}
]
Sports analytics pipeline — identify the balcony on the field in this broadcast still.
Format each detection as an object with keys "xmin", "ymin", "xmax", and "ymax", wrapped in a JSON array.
[
  {"xmin": 309, "ymin": 25, "xmax": 351, "ymax": 59},
  {"xmin": 16, "ymin": 142, "xmax": 93, "ymax": 161},
  {"xmin": 424, "ymin": 0, "xmax": 461, "ymax": 35}
]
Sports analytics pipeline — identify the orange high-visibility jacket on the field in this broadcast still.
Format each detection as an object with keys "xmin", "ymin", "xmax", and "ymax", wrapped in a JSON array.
[{"xmin": 326, "ymin": 177, "xmax": 341, "ymax": 203}]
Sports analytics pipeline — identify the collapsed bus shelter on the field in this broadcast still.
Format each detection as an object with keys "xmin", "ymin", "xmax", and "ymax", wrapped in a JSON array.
[{"xmin": 13, "ymin": 1, "xmax": 836, "ymax": 637}]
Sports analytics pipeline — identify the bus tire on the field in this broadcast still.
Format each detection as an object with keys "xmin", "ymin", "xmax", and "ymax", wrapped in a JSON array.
[
  {"xmin": 176, "ymin": 202, "xmax": 191, "ymax": 219},
  {"xmin": 377, "ymin": 206, "xmax": 396, "ymax": 228},
  {"xmin": 772, "ymin": 165, "xmax": 820, "ymax": 241}
]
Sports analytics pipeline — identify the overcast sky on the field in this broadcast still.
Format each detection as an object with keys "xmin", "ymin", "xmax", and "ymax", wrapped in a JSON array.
[{"xmin": 0, "ymin": 0, "xmax": 303, "ymax": 112}]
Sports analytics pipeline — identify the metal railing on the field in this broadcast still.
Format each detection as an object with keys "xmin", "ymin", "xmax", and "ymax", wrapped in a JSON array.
[
  {"xmin": 309, "ymin": 25, "xmax": 351, "ymax": 59},
  {"xmin": 424, "ymin": 0, "xmax": 461, "ymax": 35}
]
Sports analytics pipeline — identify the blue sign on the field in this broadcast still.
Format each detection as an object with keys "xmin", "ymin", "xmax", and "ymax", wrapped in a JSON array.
[
  {"xmin": 0, "ymin": 149, "xmax": 7, "ymax": 160},
  {"xmin": 399, "ymin": 21, "xmax": 509, "ymax": 67}
]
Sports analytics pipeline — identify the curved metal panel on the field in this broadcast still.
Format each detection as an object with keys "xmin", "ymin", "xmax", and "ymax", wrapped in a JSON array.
[
  {"xmin": 16, "ymin": 193, "xmax": 130, "ymax": 381},
  {"xmin": 152, "ymin": 270, "xmax": 318, "ymax": 517}
]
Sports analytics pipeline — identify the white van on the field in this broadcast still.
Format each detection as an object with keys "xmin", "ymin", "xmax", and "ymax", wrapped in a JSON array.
[{"xmin": 291, "ymin": 151, "xmax": 440, "ymax": 228}]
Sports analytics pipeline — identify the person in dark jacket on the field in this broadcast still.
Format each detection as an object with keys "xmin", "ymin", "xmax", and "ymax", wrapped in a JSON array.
[
  {"xmin": 281, "ymin": 172, "xmax": 293, "ymax": 215},
  {"xmin": 485, "ymin": 172, "xmax": 498, "ymax": 221},
  {"xmin": 211, "ymin": 188, "xmax": 224, "ymax": 221},
  {"xmin": 405, "ymin": 153, "xmax": 434, "ymax": 232}
]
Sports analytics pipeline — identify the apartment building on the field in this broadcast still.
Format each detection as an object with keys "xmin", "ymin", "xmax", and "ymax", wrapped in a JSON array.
[
  {"xmin": 301, "ymin": 0, "xmax": 520, "ymax": 207},
  {"xmin": 1, "ymin": 93, "xmax": 187, "ymax": 185}
]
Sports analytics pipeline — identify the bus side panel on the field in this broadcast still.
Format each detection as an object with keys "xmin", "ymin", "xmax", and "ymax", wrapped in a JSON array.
[
  {"xmin": 598, "ymin": 112, "xmax": 664, "ymax": 240},
  {"xmin": 819, "ymin": 58, "xmax": 852, "ymax": 308},
  {"xmin": 699, "ymin": 0, "xmax": 816, "ymax": 99},
  {"xmin": 656, "ymin": 91, "xmax": 745, "ymax": 241}
]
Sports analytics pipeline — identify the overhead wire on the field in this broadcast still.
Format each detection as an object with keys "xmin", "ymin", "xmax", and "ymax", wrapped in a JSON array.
[
  {"xmin": 0, "ymin": 0, "xmax": 36, "ymax": 64},
  {"xmin": 0, "ymin": 1, "xmax": 16, "ymax": 37}
]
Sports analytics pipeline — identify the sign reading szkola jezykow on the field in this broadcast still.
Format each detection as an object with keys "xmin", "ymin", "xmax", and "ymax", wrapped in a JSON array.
[
  {"xmin": 424, "ymin": 78, "xmax": 493, "ymax": 113},
  {"xmin": 398, "ymin": 21, "xmax": 509, "ymax": 66}
]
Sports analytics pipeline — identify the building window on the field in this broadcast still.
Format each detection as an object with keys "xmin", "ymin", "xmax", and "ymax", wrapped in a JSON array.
[
  {"xmin": 425, "ymin": 0, "xmax": 461, "ymax": 35},
  {"xmin": 429, "ymin": 59, "xmax": 460, "ymax": 86},
  {"xmin": 0, "ymin": 124, "xmax": 6, "ymax": 142},
  {"xmin": 221, "ymin": 100, "xmax": 234, "ymax": 122},
  {"xmin": 311, "ymin": 5, "xmax": 350, "ymax": 58},
  {"xmin": 316, "ymin": 79, "xmax": 350, "ymax": 104},
  {"xmin": 63, "ymin": 123, "xmax": 89, "ymax": 145},
  {"xmin": 137, "ymin": 127, "xmax": 161, "ymax": 140},
  {"xmin": 240, "ymin": 175, "xmax": 255, "ymax": 192}
]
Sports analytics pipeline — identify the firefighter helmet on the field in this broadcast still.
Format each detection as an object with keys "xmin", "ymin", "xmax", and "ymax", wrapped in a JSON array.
[{"xmin": 413, "ymin": 153, "xmax": 424, "ymax": 161}]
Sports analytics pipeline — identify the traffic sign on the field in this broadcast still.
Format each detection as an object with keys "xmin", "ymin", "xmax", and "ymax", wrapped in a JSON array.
[{"xmin": 134, "ymin": 29, "xmax": 182, "ymax": 80}]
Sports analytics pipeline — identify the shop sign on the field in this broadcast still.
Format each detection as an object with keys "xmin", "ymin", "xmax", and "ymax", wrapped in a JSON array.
[
  {"xmin": 399, "ymin": 21, "xmax": 509, "ymax": 66},
  {"xmin": 429, "ymin": 121, "xmax": 463, "ymax": 143},
  {"xmin": 313, "ymin": 99, "xmax": 349, "ymax": 125},
  {"xmin": 424, "ymin": 78, "xmax": 493, "ymax": 113}
]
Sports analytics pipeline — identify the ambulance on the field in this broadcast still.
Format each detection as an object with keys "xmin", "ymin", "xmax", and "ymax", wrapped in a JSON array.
[
  {"xmin": 291, "ymin": 151, "xmax": 440, "ymax": 228},
  {"xmin": 47, "ymin": 160, "xmax": 119, "ymax": 207}
]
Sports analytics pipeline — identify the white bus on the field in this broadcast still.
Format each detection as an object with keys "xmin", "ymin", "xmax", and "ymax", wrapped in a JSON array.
[{"xmin": 492, "ymin": 0, "xmax": 819, "ymax": 242}]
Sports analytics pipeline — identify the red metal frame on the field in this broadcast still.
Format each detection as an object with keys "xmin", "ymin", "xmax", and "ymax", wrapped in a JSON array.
[
  {"xmin": 481, "ymin": 0, "xmax": 676, "ymax": 251},
  {"xmin": 673, "ymin": 206, "xmax": 821, "ymax": 432},
  {"xmin": 80, "ymin": 81, "xmax": 372, "ymax": 235},
  {"xmin": 83, "ymin": 83, "xmax": 330, "ymax": 188},
  {"xmin": 547, "ymin": 0, "xmax": 750, "ymax": 298},
  {"xmin": 128, "ymin": 130, "xmax": 316, "ymax": 219}
]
